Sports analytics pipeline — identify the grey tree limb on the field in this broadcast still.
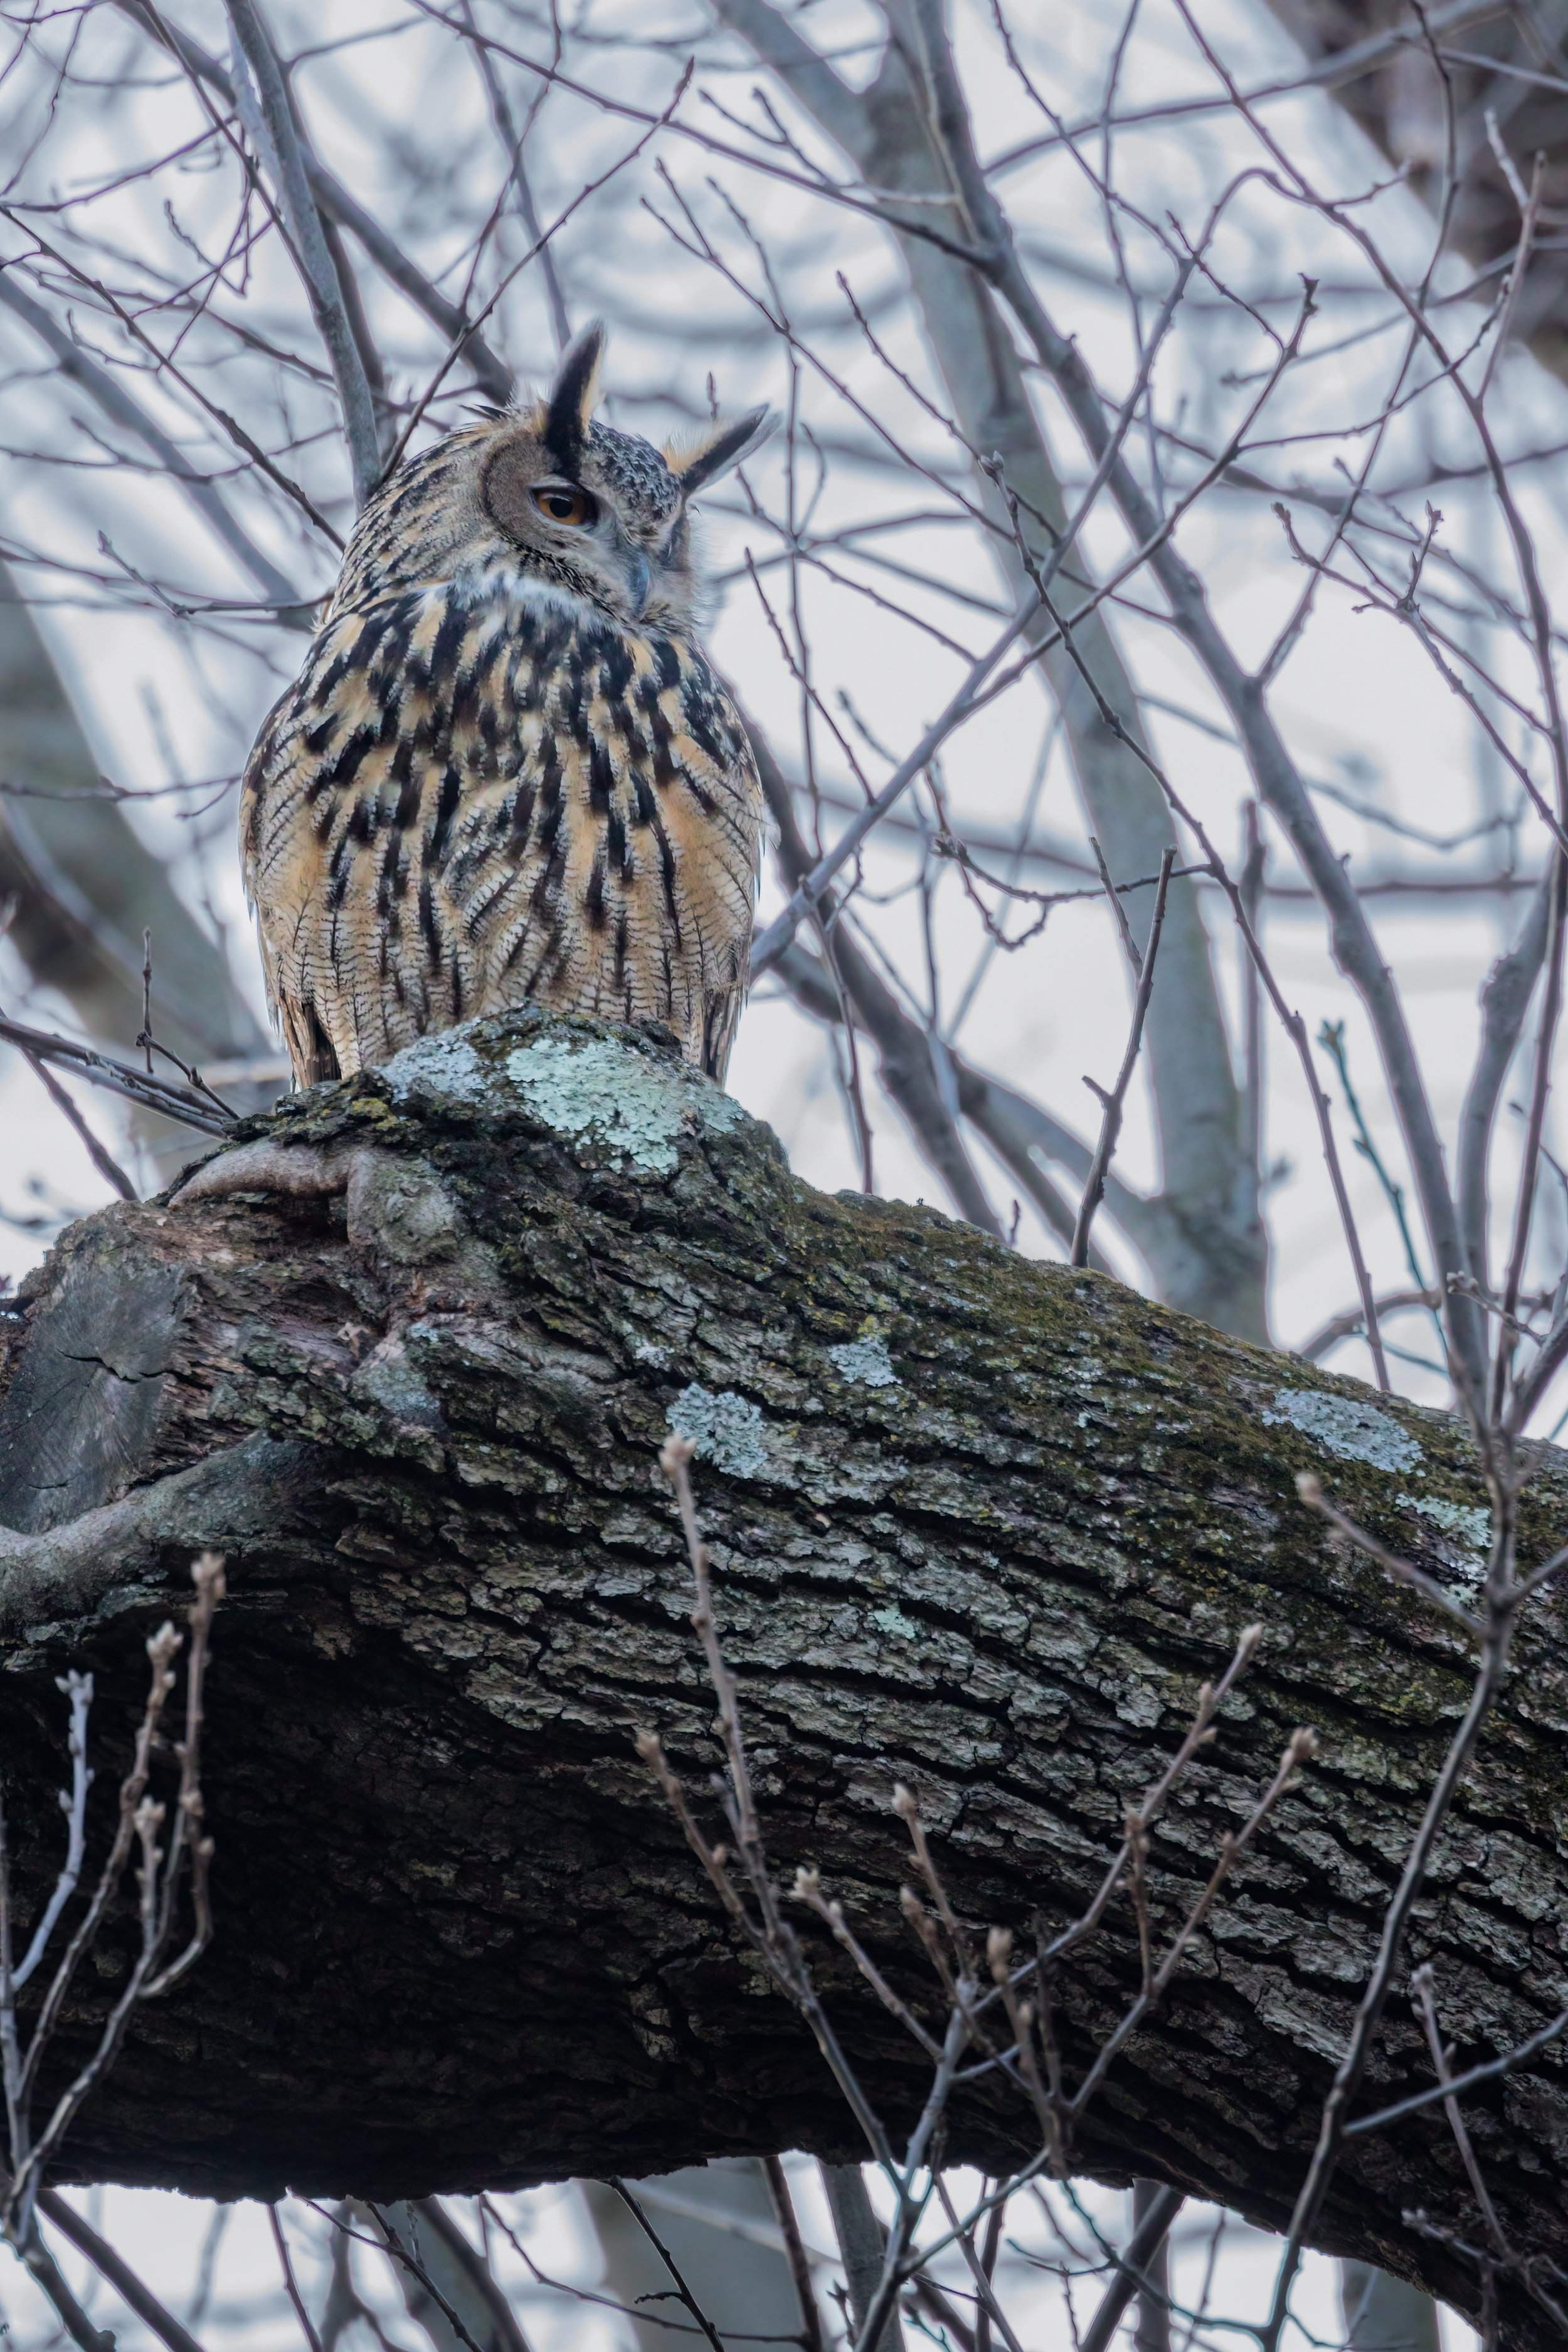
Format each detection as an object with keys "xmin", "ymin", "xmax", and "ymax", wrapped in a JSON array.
[
  {"xmin": 748, "ymin": 722, "xmax": 1003, "ymax": 1236},
  {"xmin": 1458, "ymin": 873, "xmax": 1554, "ymax": 1297},
  {"xmin": 222, "ymin": 0, "xmax": 382, "ymax": 508},
  {"xmin": 709, "ymin": 0, "xmax": 1264, "ymax": 1340},
  {"xmin": 890, "ymin": 0, "xmax": 1482, "ymax": 1395},
  {"xmin": 1338, "ymin": 2261, "xmax": 1443, "ymax": 2352},
  {"xmin": 0, "ymin": 273, "xmax": 307, "ymax": 617},
  {"xmin": 0, "ymin": 1012, "xmax": 1562, "ymax": 2352},
  {"xmin": 0, "ymin": 572, "xmax": 275, "ymax": 1177},
  {"xmin": 1079, "ymin": 2185, "xmax": 1183, "ymax": 2352},
  {"xmin": 112, "ymin": 0, "xmax": 516, "ymax": 406},
  {"xmin": 818, "ymin": 2167, "xmax": 904, "ymax": 2352}
]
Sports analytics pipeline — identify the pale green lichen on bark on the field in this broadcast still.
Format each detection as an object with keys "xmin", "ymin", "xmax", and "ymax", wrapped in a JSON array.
[
  {"xmin": 1262, "ymin": 1387, "xmax": 1424, "ymax": 1473},
  {"xmin": 503, "ymin": 1034, "xmax": 741, "ymax": 1175},
  {"xmin": 667, "ymin": 1382, "xmax": 771, "ymax": 1478},
  {"xmin": 827, "ymin": 1330, "xmax": 899, "ymax": 1387},
  {"xmin": 373, "ymin": 1014, "xmax": 744, "ymax": 1179}
]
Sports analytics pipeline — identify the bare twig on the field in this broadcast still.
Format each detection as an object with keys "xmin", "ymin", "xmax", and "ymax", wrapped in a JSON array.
[
  {"xmin": 21, "ymin": 1051, "xmax": 136, "ymax": 1202},
  {"xmin": 1071, "ymin": 847, "xmax": 1173, "ymax": 1265},
  {"xmin": 0, "ymin": 1013, "xmax": 233, "ymax": 1135},
  {"xmin": 763, "ymin": 2156, "xmax": 827, "ymax": 2352},
  {"xmin": 605, "ymin": 2180, "xmax": 727, "ymax": 2352},
  {"xmin": 270, "ymin": 2205, "xmax": 326, "ymax": 2352}
]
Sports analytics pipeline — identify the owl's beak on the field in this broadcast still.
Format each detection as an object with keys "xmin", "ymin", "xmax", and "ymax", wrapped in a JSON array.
[{"xmin": 623, "ymin": 548, "xmax": 652, "ymax": 618}]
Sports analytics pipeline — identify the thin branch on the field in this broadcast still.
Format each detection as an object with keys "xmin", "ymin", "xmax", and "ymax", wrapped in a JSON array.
[
  {"xmin": 749, "ymin": 595, "xmax": 1042, "ymax": 977},
  {"xmin": 270, "ymin": 2204, "xmax": 326, "ymax": 2352},
  {"xmin": 1344, "ymin": 2003, "xmax": 1568, "ymax": 2137},
  {"xmin": 0, "ymin": 271, "xmax": 309, "ymax": 617},
  {"xmin": 36, "ymin": 2190, "xmax": 210, "ymax": 2352},
  {"xmin": 0, "ymin": 1013, "xmax": 233, "ymax": 1136},
  {"xmin": 763, "ymin": 2157, "xmax": 826, "ymax": 2352},
  {"xmin": 23, "ymin": 1052, "xmax": 136, "ymax": 1202},
  {"xmin": 1071, "ymin": 848, "xmax": 1173, "ymax": 1266},
  {"xmin": 111, "ymin": 0, "xmax": 514, "ymax": 403},
  {"xmin": 222, "ymin": 0, "xmax": 382, "ymax": 506},
  {"xmin": 605, "ymin": 2180, "xmax": 727, "ymax": 2352}
]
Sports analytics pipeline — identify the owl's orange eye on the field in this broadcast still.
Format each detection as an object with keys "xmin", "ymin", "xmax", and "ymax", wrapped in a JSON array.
[{"xmin": 531, "ymin": 484, "xmax": 596, "ymax": 527}]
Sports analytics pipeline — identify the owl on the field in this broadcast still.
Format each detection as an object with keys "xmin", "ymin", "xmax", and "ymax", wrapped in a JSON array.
[{"xmin": 241, "ymin": 324, "xmax": 771, "ymax": 1091}]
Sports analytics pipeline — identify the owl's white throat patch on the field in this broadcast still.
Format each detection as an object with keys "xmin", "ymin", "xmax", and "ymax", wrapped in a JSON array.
[{"xmin": 456, "ymin": 556, "xmax": 601, "ymax": 627}]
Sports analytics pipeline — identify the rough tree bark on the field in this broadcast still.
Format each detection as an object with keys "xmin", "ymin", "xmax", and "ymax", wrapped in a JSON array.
[{"xmin": 0, "ymin": 1012, "xmax": 1563, "ymax": 2343}]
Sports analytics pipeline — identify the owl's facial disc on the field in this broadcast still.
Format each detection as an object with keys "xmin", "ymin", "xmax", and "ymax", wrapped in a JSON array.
[{"xmin": 480, "ymin": 437, "xmax": 669, "ymax": 624}]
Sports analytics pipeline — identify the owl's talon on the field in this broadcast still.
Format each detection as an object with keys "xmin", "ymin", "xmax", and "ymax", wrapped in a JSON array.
[{"xmin": 169, "ymin": 1138, "xmax": 352, "ymax": 1209}]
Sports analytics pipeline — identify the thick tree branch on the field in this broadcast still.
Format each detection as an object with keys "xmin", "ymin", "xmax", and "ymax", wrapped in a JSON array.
[{"xmin": 0, "ymin": 1013, "xmax": 1562, "ymax": 2351}]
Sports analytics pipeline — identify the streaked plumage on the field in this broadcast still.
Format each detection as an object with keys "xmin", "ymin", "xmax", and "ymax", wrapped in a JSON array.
[{"xmin": 241, "ymin": 325, "xmax": 771, "ymax": 1088}]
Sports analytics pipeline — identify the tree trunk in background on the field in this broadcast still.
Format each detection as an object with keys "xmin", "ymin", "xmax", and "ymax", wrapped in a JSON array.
[
  {"xmin": 1339, "ymin": 2259, "xmax": 1444, "ymax": 2352},
  {"xmin": 1131, "ymin": 2178, "xmax": 1173, "ymax": 2352},
  {"xmin": 0, "ymin": 1012, "xmax": 1563, "ymax": 2347},
  {"xmin": 0, "ymin": 567, "xmax": 278, "ymax": 1177},
  {"xmin": 1260, "ymin": 0, "xmax": 1568, "ymax": 383},
  {"xmin": 711, "ymin": 0, "xmax": 1268, "ymax": 1338},
  {"xmin": 580, "ymin": 2168, "xmax": 806, "ymax": 2352}
]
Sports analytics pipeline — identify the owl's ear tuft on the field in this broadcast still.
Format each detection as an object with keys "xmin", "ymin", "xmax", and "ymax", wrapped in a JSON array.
[
  {"xmin": 543, "ymin": 322, "xmax": 606, "ymax": 474},
  {"xmin": 665, "ymin": 406, "xmax": 775, "ymax": 499}
]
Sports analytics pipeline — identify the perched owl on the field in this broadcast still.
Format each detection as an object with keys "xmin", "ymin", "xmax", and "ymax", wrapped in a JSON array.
[{"xmin": 241, "ymin": 325, "xmax": 771, "ymax": 1090}]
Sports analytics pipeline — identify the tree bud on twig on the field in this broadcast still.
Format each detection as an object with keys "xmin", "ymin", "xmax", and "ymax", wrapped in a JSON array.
[
  {"xmin": 192, "ymin": 1551, "xmax": 226, "ymax": 1601},
  {"xmin": 146, "ymin": 1622, "xmax": 180, "ymax": 1671},
  {"xmin": 1288, "ymin": 1727, "xmax": 1317, "ymax": 1764},
  {"xmin": 891, "ymin": 1782, "xmax": 917, "ymax": 1820},
  {"xmin": 660, "ymin": 1433, "xmax": 696, "ymax": 1477},
  {"xmin": 988, "ymin": 1925, "xmax": 1014, "ymax": 1983},
  {"xmin": 1237, "ymin": 1622, "xmax": 1264, "ymax": 1666},
  {"xmin": 1295, "ymin": 1471, "xmax": 1324, "ymax": 1507}
]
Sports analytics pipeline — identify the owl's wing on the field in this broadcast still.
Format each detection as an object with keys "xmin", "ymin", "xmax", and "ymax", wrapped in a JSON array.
[
  {"xmin": 238, "ymin": 620, "xmax": 373, "ymax": 1087},
  {"xmin": 701, "ymin": 984, "xmax": 744, "ymax": 1084}
]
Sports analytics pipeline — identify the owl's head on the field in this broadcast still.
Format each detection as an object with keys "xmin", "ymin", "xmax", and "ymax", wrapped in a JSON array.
[{"xmin": 331, "ymin": 324, "xmax": 772, "ymax": 637}]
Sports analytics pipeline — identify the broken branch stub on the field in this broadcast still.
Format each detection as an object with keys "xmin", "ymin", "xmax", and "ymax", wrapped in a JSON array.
[{"xmin": 0, "ymin": 1012, "xmax": 1562, "ymax": 2341}]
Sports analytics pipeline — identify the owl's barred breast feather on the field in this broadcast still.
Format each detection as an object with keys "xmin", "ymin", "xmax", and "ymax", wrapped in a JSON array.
[
  {"xmin": 241, "ymin": 586, "xmax": 761, "ymax": 1085},
  {"xmin": 240, "ymin": 344, "xmax": 770, "ymax": 1091}
]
